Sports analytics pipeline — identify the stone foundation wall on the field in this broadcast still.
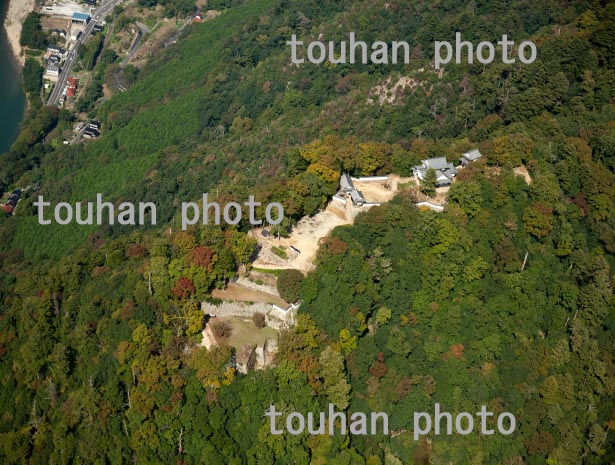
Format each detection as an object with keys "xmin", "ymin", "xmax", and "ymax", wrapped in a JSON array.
[{"xmin": 201, "ymin": 301, "xmax": 270, "ymax": 318}]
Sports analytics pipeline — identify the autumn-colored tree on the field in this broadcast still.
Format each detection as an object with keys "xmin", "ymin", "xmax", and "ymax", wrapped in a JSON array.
[
  {"xmin": 316, "ymin": 237, "xmax": 348, "ymax": 262},
  {"xmin": 187, "ymin": 246, "xmax": 216, "ymax": 272},
  {"xmin": 126, "ymin": 243, "xmax": 148, "ymax": 259},
  {"xmin": 163, "ymin": 300, "xmax": 203, "ymax": 337},
  {"xmin": 171, "ymin": 277, "xmax": 196, "ymax": 299},
  {"xmin": 172, "ymin": 231, "xmax": 197, "ymax": 252}
]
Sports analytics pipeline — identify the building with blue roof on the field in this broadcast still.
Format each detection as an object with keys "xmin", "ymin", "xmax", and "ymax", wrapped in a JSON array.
[{"xmin": 71, "ymin": 12, "xmax": 91, "ymax": 25}]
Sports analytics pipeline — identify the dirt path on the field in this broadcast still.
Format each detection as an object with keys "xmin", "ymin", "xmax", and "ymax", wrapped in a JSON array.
[{"xmin": 200, "ymin": 324, "xmax": 216, "ymax": 349}]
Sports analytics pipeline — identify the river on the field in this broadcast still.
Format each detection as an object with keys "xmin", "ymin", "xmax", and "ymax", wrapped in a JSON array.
[{"xmin": 0, "ymin": 0, "xmax": 26, "ymax": 154}]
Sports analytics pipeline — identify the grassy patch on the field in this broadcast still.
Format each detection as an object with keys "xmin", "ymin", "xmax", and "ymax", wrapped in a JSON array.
[
  {"xmin": 223, "ymin": 317, "xmax": 278, "ymax": 349},
  {"xmin": 271, "ymin": 246, "xmax": 288, "ymax": 259},
  {"xmin": 252, "ymin": 267, "xmax": 285, "ymax": 276}
]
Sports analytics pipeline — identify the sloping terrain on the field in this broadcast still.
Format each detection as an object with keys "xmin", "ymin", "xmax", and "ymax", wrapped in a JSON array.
[{"xmin": 0, "ymin": 0, "xmax": 614, "ymax": 464}]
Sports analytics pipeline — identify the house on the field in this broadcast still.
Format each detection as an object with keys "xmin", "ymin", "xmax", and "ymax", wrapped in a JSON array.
[
  {"xmin": 460, "ymin": 148, "xmax": 482, "ymax": 166},
  {"xmin": 340, "ymin": 173, "xmax": 369, "ymax": 206},
  {"xmin": 4, "ymin": 190, "xmax": 20, "ymax": 215},
  {"xmin": 47, "ymin": 45, "xmax": 64, "ymax": 55},
  {"xmin": 71, "ymin": 12, "xmax": 90, "ymax": 25},
  {"xmin": 83, "ymin": 127, "xmax": 100, "ymax": 138},
  {"xmin": 45, "ymin": 63, "xmax": 60, "ymax": 77},
  {"xmin": 193, "ymin": 12, "xmax": 203, "ymax": 22},
  {"xmin": 412, "ymin": 157, "xmax": 457, "ymax": 187},
  {"xmin": 340, "ymin": 173, "xmax": 355, "ymax": 193},
  {"xmin": 83, "ymin": 0, "xmax": 97, "ymax": 5},
  {"xmin": 66, "ymin": 77, "xmax": 78, "ymax": 98},
  {"xmin": 350, "ymin": 189, "xmax": 366, "ymax": 206},
  {"xmin": 8, "ymin": 192, "xmax": 21, "ymax": 202}
]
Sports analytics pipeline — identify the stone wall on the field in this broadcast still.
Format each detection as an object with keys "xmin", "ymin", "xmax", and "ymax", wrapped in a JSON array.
[
  {"xmin": 235, "ymin": 276, "xmax": 279, "ymax": 296},
  {"xmin": 201, "ymin": 301, "xmax": 270, "ymax": 318}
]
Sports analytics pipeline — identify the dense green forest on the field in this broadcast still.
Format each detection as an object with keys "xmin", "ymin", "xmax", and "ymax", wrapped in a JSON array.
[{"xmin": 1, "ymin": 0, "xmax": 614, "ymax": 463}]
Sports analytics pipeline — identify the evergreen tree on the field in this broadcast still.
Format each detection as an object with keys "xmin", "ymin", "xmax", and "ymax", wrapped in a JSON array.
[{"xmin": 421, "ymin": 168, "xmax": 437, "ymax": 197}]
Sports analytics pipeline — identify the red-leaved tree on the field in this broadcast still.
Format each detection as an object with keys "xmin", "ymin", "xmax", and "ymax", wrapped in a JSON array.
[{"xmin": 172, "ymin": 277, "xmax": 196, "ymax": 299}]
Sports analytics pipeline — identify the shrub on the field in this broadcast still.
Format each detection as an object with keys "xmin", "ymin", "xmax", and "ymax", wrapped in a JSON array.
[
  {"xmin": 252, "ymin": 312, "xmax": 266, "ymax": 328},
  {"xmin": 276, "ymin": 269, "xmax": 304, "ymax": 303},
  {"xmin": 211, "ymin": 320, "xmax": 233, "ymax": 339}
]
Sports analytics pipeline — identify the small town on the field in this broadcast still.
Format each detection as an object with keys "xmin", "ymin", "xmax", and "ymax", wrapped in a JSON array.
[{"xmin": 12, "ymin": 0, "xmax": 211, "ymax": 145}]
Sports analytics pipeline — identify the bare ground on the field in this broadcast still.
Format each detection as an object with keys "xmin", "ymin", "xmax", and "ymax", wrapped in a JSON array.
[
  {"xmin": 40, "ymin": 16, "xmax": 71, "ymax": 32},
  {"xmin": 200, "ymin": 324, "xmax": 217, "ymax": 349},
  {"xmin": 513, "ymin": 165, "xmax": 532, "ymax": 184},
  {"xmin": 251, "ymin": 206, "xmax": 352, "ymax": 273},
  {"xmin": 3, "ymin": 0, "xmax": 36, "ymax": 65},
  {"xmin": 367, "ymin": 76, "xmax": 425, "ymax": 105},
  {"xmin": 352, "ymin": 179, "xmax": 397, "ymax": 203},
  {"xmin": 413, "ymin": 185, "xmax": 450, "ymax": 204},
  {"xmin": 245, "ymin": 269, "xmax": 278, "ymax": 288},
  {"xmin": 251, "ymin": 174, "xmax": 414, "ymax": 273}
]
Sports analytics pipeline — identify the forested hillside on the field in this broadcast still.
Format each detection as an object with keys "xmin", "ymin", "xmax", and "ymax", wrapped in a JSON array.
[{"xmin": 0, "ymin": 0, "xmax": 614, "ymax": 463}]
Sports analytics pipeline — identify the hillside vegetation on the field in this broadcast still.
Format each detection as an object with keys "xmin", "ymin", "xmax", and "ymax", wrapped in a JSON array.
[{"xmin": 0, "ymin": 0, "xmax": 614, "ymax": 464}]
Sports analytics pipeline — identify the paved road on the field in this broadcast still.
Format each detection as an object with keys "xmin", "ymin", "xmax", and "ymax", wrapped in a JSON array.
[
  {"xmin": 164, "ymin": 18, "xmax": 192, "ymax": 49},
  {"xmin": 120, "ymin": 22, "xmax": 149, "ymax": 69},
  {"xmin": 47, "ymin": 0, "xmax": 124, "ymax": 106},
  {"xmin": 70, "ymin": 125, "xmax": 86, "ymax": 145}
]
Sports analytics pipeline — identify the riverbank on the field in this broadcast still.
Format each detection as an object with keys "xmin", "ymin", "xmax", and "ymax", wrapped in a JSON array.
[{"xmin": 3, "ymin": 0, "xmax": 37, "ymax": 66}]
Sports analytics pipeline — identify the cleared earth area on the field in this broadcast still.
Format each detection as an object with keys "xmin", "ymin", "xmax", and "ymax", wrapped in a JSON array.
[
  {"xmin": 251, "ymin": 175, "xmax": 411, "ymax": 273},
  {"xmin": 251, "ymin": 206, "xmax": 351, "ymax": 273}
]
